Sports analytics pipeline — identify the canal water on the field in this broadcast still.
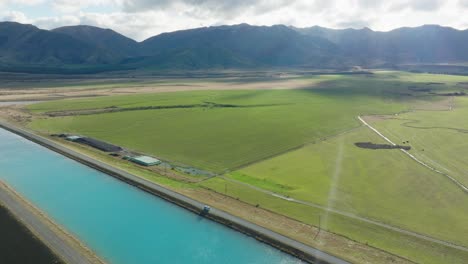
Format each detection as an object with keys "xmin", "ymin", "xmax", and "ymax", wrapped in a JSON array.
[{"xmin": 0, "ymin": 128, "xmax": 302, "ymax": 264}]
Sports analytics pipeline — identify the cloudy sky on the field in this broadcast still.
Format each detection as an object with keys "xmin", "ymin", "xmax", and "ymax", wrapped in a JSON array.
[{"xmin": 1, "ymin": 0, "xmax": 468, "ymax": 41}]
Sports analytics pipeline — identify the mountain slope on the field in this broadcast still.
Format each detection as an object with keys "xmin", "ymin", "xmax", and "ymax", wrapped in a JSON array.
[
  {"xmin": 0, "ymin": 22, "xmax": 117, "ymax": 65},
  {"xmin": 1, "ymin": 21, "xmax": 468, "ymax": 72},
  {"xmin": 140, "ymin": 24, "xmax": 341, "ymax": 68},
  {"xmin": 296, "ymin": 25, "xmax": 468, "ymax": 65},
  {"xmin": 53, "ymin": 25, "xmax": 140, "ymax": 57}
]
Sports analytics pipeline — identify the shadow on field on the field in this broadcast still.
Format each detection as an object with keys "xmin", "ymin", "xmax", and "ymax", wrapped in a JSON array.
[
  {"xmin": 299, "ymin": 75, "xmax": 457, "ymax": 103},
  {"xmin": 0, "ymin": 205, "xmax": 63, "ymax": 264}
]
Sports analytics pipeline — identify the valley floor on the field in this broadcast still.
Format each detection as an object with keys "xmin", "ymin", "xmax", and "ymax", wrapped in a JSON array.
[{"xmin": 2, "ymin": 70, "xmax": 468, "ymax": 263}]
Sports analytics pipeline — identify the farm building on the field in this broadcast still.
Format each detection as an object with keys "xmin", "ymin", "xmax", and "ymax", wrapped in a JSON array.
[
  {"xmin": 66, "ymin": 135, "xmax": 83, "ymax": 141},
  {"xmin": 75, "ymin": 137, "xmax": 123, "ymax": 152},
  {"xmin": 128, "ymin": 156, "xmax": 161, "ymax": 166}
]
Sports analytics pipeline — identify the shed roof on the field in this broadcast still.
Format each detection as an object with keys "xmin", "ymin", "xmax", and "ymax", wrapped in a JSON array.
[
  {"xmin": 131, "ymin": 156, "xmax": 161, "ymax": 165},
  {"xmin": 66, "ymin": 135, "xmax": 83, "ymax": 141},
  {"xmin": 76, "ymin": 137, "xmax": 123, "ymax": 152}
]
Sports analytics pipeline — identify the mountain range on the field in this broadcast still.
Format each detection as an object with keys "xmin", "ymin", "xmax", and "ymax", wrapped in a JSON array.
[{"xmin": 1, "ymin": 21, "xmax": 467, "ymax": 72}]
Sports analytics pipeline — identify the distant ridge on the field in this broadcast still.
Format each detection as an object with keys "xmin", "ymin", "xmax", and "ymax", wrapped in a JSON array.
[
  {"xmin": 138, "ymin": 24, "xmax": 340, "ymax": 69},
  {"xmin": 0, "ymin": 21, "xmax": 467, "ymax": 72},
  {"xmin": 296, "ymin": 24, "xmax": 468, "ymax": 65},
  {"xmin": 53, "ymin": 25, "xmax": 140, "ymax": 57},
  {"xmin": 0, "ymin": 22, "xmax": 116, "ymax": 65}
]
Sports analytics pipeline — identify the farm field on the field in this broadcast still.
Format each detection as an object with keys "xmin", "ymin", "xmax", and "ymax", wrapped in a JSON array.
[
  {"xmin": 22, "ymin": 71, "xmax": 468, "ymax": 263},
  {"xmin": 369, "ymin": 96, "xmax": 468, "ymax": 187},
  {"xmin": 27, "ymin": 90, "xmax": 408, "ymax": 172},
  {"xmin": 229, "ymin": 126, "xmax": 468, "ymax": 245},
  {"xmin": 208, "ymin": 127, "xmax": 468, "ymax": 259},
  {"xmin": 27, "ymin": 71, "xmax": 446, "ymax": 172},
  {"xmin": 0, "ymin": 72, "xmax": 334, "ymax": 102}
]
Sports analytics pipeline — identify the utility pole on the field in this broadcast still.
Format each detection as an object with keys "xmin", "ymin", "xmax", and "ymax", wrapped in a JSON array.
[
  {"xmin": 314, "ymin": 214, "xmax": 321, "ymax": 240},
  {"xmin": 319, "ymin": 214, "xmax": 321, "ymax": 233}
]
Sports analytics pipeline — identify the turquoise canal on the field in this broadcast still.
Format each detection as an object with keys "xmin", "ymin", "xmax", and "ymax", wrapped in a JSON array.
[{"xmin": 0, "ymin": 128, "xmax": 302, "ymax": 264}]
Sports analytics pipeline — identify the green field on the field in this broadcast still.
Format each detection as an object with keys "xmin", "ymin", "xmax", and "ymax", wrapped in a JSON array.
[
  {"xmin": 28, "ymin": 72, "xmax": 438, "ymax": 172},
  {"xmin": 231, "ymin": 127, "xmax": 468, "ymax": 244},
  {"xmin": 207, "ymin": 127, "xmax": 468, "ymax": 261},
  {"xmin": 26, "ymin": 71, "xmax": 468, "ymax": 263},
  {"xmin": 370, "ymin": 96, "xmax": 468, "ymax": 187}
]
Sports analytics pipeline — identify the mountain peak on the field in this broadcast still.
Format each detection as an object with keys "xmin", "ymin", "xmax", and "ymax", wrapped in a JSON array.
[
  {"xmin": 52, "ymin": 25, "xmax": 131, "ymax": 39},
  {"xmin": 0, "ymin": 21, "xmax": 37, "ymax": 28},
  {"xmin": 52, "ymin": 25, "xmax": 139, "ymax": 57}
]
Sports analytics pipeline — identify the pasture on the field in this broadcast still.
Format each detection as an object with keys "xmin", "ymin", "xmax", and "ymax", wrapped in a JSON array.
[
  {"xmin": 27, "ymin": 72, "xmax": 443, "ymax": 172},
  {"xmin": 217, "ymin": 126, "xmax": 468, "ymax": 246},
  {"xmin": 370, "ymin": 96, "xmax": 468, "ymax": 187},
  {"xmin": 29, "ymin": 88, "xmax": 408, "ymax": 172}
]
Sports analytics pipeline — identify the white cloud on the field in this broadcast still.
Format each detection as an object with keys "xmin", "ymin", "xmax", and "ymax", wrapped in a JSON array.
[
  {"xmin": 0, "ymin": 0, "xmax": 45, "ymax": 5},
  {"xmin": 34, "ymin": 15, "xmax": 80, "ymax": 29},
  {"xmin": 459, "ymin": 0, "xmax": 468, "ymax": 7},
  {"xmin": 122, "ymin": 0, "xmax": 255, "ymax": 14},
  {"xmin": 2, "ymin": 10, "xmax": 30, "ymax": 23},
  {"xmin": 16, "ymin": 11, "xmax": 209, "ymax": 41},
  {"xmin": 51, "ymin": 0, "xmax": 119, "ymax": 13}
]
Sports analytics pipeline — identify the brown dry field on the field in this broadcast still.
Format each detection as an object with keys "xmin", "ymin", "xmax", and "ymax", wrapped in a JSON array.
[
  {"xmin": 412, "ymin": 96, "xmax": 454, "ymax": 111},
  {"xmin": 0, "ymin": 106, "xmax": 31, "ymax": 124},
  {"xmin": 361, "ymin": 96, "xmax": 454, "ymax": 124},
  {"xmin": 0, "ymin": 78, "xmax": 318, "ymax": 102}
]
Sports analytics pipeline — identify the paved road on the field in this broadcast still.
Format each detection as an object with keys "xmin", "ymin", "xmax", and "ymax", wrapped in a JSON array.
[
  {"xmin": 0, "ymin": 181, "xmax": 102, "ymax": 264},
  {"xmin": 358, "ymin": 116, "xmax": 468, "ymax": 193}
]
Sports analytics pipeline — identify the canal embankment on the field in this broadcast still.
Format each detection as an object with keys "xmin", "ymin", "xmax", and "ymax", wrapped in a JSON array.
[
  {"xmin": 0, "ymin": 181, "xmax": 104, "ymax": 264},
  {"xmin": 0, "ymin": 121, "xmax": 347, "ymax": 264},
  {"xmin": 0, "ymin": 201, "xmax": 63, "ymax": 264}
]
